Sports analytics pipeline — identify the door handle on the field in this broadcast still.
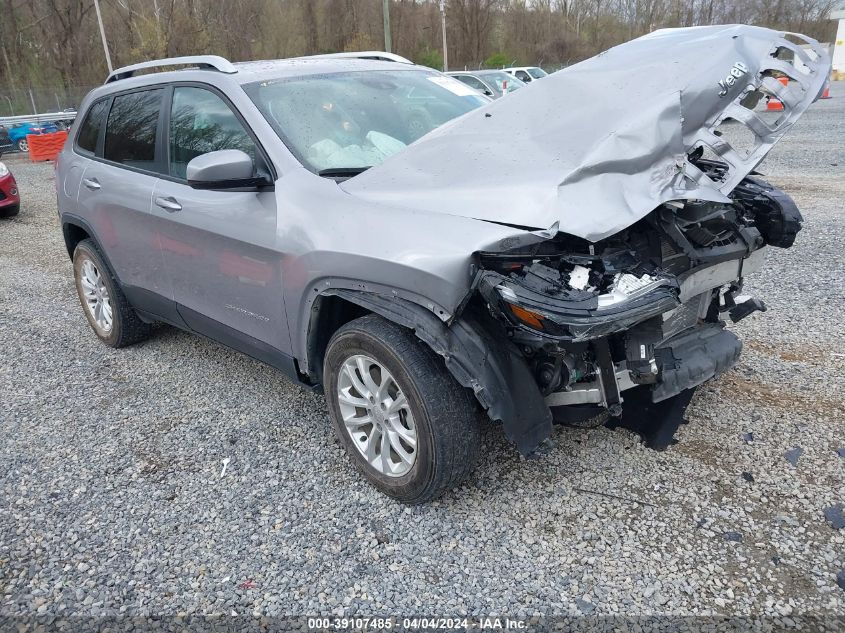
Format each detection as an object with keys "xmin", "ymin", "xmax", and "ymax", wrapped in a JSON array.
[
  {"xmin": 154, "ymin": 196, "xmax": 182, "ymax": 213},
  {"xmin": 82, "ymin": 177, "xmax": 101, "ymax": 191}
]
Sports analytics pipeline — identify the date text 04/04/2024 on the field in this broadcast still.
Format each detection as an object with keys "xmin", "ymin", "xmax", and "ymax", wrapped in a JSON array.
[{"xmin": 307, "ymin": 617, "xmax": 528, "ymax": 630}]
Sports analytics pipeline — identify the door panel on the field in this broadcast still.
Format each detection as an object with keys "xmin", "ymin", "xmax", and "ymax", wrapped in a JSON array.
[
  {"xmin": 76, "ymin": 160, "xmax": 166, "ymax": 295},
  {"xmin": 151, "ymin": 180, "xmax": 285, "ymax": 349},
  {"xmin": 75, "ymin": 88, "xmax": 168, "ymax": 297},
  {"xmin": 153, "ymin": 85, "xmax": 286, "ymax": 351}
]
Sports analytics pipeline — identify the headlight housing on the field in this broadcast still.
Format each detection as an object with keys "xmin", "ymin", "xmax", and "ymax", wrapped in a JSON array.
[
  {"xmin": 596, "ymin": 273, "xmax": 672, "ymax": 310},
  {"xmin": 0, "ymin": 162, "xmax": 9, "ymax": 177}
]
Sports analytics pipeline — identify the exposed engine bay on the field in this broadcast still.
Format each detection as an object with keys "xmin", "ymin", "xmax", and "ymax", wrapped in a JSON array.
[{"xmin": 474, "ymin": 157, "xmax": 802, "ymax": 422}]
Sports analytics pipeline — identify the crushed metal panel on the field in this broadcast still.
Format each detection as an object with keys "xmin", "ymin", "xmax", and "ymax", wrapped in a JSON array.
[{"xmin": 343, "ymin": 25, "xmax": 830, "ymax": 242}]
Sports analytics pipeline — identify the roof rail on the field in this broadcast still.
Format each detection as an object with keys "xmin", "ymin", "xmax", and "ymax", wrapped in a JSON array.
[
  {"xmin": 105, "ymin": 55, "xmax": 237, "ymax": 84},
  {"xmin": 307, "ymin": 51, "xmax": 414, "ymax": 65}
]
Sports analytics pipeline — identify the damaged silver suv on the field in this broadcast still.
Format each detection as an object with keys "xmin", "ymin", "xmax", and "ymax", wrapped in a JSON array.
[{"xmin": 56, "ymin": 25, "xmax": 830, "ymax": 503}]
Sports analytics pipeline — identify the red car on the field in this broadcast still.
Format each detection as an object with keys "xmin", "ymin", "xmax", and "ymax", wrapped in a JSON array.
[{"xmin": 0, "ymin": 161, "xmax": 20, "ymax": 217}]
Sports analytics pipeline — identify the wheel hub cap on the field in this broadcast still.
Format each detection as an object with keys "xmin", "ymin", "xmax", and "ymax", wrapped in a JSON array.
[{"xmin": 337, "ymin": 354, "xmax": 417, "ymax": 477}]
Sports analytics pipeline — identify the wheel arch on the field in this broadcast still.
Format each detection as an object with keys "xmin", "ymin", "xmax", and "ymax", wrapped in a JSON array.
[
  {"xmin": 312, "ymin": 288, "xmax": 553, "ymax": 455},
  {"xmin": 305, "ymin": 293, "xmax": 371, "ymax": 386},
  {"xmin": 61, "ymin": 214, "xmax": 125, "ymax": 289},
  {"xmin": 299, "ymin": 279, "xmax": 455, "ymax": 380},
  {"xmin": 62, "ymin": 219, "xmax": 91, "ymax": 260}
]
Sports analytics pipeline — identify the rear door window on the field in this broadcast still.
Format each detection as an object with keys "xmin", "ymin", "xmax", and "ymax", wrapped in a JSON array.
[
  {"xmin": 103, "ymin": 89, "xmax": 164, "ymax": 171},
  {"xmin": 76, "ymin": 99, "xmax": 108, "ymax": 155},
  {"xmin": 515, "ymin": 70, "xmax": 531, "ymax": 82},
  {"xmin": 168, "ymin": 86, "xmax": 256, "ymax": 180}
]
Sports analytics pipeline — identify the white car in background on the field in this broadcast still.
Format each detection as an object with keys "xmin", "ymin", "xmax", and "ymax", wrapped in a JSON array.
[
  {"xmin": 503, "ymin": 66, "xmax": 548, "ymax": 83},
  {"xmin": 447, "ymin": 70, "xmax": 526, "ymax": 99}
]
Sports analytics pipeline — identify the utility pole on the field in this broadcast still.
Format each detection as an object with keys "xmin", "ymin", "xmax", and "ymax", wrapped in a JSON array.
[
  {"xmin": 383, "ymin": 0, "xmax": 392, "ymax": 53},
  {"xmin": 94, "ymin": 0, "xmax": 113, "ymax": 74},
  {"xmin": 439, "ymin": 0, "xmax": 448, "ymax": 71}
]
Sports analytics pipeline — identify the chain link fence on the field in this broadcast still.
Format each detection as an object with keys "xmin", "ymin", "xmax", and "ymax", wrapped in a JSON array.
[{"xmin": 0, "ymin": 85, "xmax": 98, "ymax": 117}]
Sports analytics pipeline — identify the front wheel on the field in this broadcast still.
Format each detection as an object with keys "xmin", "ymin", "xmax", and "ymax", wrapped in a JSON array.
[
  {"xmin": 16, "ymin": 139, "xmax": 28, "ymax": 152},
  {"xmin": 324, "ymin": 314, "xmax": 480, "ymax": 503}
]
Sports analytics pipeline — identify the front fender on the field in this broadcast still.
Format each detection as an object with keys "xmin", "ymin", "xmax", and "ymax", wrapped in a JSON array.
[{"xmin": 325, "ymin": 289, "xmax": 552, "ymax": 456}]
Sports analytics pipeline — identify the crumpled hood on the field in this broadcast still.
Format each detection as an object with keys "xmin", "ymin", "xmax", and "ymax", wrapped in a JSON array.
[{"xmin": 342, "ymin": 25, "xmax": 830, "ymax": 242}]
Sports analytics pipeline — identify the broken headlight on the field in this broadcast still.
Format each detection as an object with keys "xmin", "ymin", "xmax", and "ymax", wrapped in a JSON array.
[
  {"xmin": 497, "ymin": 284, "xmax": 549, "ymax": 331},
  {"xmin": 596, "ymin": 273, "xmax": 673, "ymax": 309},
  {"xmin": 485, "ymin": 261, "xmax": 679, "ymax": 342}
]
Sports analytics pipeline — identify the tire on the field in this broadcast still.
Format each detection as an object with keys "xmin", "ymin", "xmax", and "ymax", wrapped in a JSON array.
[
  {"xmin": 72, "ymin": 239, "xmax": 151, "ymax": 348},
  {"xmin": 324, "ymin": 314, "xmax": 479, "ymax": 503},
  {"xmin": 0, "ymin": 203, "xmax": 19, "ymax": 218},
  {"xmin": 16, "ymin": 139, "xmax": 28, "ymax": 152}
]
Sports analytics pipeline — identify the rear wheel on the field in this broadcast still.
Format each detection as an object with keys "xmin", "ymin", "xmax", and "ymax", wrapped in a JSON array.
[
  {"xmin": 16, "ymin": 139, "xmax": 28, "ymax": 152},
  {"xmin": 72, "ymin": 239, "xmax": 151, "ymax": 348},
  {"xmin": 324, "ymin": 314, "xmax": 479, "ymax": 503}
]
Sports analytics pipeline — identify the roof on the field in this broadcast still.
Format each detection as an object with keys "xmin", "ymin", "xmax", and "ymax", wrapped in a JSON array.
[
  {"xmin": 88, "ymin": 54, "xmax": 430, "ymax": 103},
  {"xmin": 230, "ymin": 57, "xmax": 417, "ymax": 84},
  {"xmin": 104, "ymin": 52, "xmax": 420, "ymax": 87}
]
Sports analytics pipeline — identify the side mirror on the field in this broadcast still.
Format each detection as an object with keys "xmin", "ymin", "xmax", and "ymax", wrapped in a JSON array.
[
  {"xmin": 186, "ymin": 149, "xmax": 272, "ymax": 190},
  {"xmin": 483, "ymin": 90, "xmax": 494, "ymax": 96}
]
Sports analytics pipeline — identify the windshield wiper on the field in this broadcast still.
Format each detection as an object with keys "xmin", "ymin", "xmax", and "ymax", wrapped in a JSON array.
[{"xmin": 318, "ymin": 166, "xmax": 371, "ymax": 178}]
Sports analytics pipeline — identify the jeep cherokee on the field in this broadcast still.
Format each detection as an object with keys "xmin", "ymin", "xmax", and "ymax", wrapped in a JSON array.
[{"xmin": 56, "ymin": 25, "xmax": 830, "ymax": 503}]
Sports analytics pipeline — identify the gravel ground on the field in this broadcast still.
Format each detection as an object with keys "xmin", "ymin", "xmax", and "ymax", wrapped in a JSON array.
[{"xmin": 1, "ymin": 83, "xmax": 844, "ymax": 626}]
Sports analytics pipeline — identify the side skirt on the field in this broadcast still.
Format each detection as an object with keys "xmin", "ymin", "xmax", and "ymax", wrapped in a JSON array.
[
  {"xmin": 123, "ymin": 286, "xmax": 188, "ymax": 328},
  {"xmin": 122, "ymin": 284, "xmax": 311, "ymax": 389},
  {"xmin": 177, "ymin": 304, "xmax": 306, "ymax": 385}
]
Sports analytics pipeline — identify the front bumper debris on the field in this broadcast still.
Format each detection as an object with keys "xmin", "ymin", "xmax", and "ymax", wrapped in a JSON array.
[
  {"xmin": 542, "ymin": 323, "xmax": 741, "ymax": 407},
  {"xmin": 468, "ymin": 173, "xmax": 799, "ymax": 453},
  {"xmin": 652, "ymin": 324, "xmax": 742, "ymax": 402}
]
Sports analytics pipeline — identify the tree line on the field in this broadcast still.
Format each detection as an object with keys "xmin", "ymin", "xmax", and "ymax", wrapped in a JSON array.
[{"xmin": 0, "ymin": 0, "xmax": 838, "ymax": 104}]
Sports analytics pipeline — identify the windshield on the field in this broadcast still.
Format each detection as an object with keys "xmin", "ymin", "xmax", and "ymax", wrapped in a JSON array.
[
  {"xmin": 479, "ymin": 71, "xmax": 523, "ymax": 93},
  {"xmin": 244, "ymin": 70, "xmax": 488, "ymax": 174},
  {"xmin": 527, "ymin": 67, "xmax": 548, "ymax": 79}
]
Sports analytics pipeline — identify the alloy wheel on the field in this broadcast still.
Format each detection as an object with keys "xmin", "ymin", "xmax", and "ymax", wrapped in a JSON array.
[
  {"xmin": 79, "ymin": 259, "xmax": 113, "ymax": 333},
  {"xmin": 336, "ymin": 354, "xmax": 417, "ymax": 477}
]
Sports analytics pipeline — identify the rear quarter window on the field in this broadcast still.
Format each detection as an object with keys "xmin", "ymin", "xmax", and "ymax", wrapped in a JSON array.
[{"xmin": 76, "ymin": 100, "xmax": 108, "ymax": 155}]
